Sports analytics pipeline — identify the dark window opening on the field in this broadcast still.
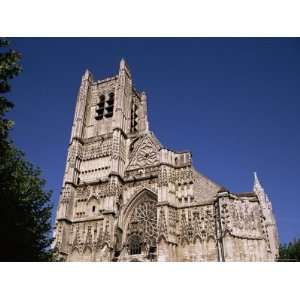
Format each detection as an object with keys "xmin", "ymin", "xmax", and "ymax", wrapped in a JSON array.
[
  {"xmin": 92, "ymin": 206, "xmax": 95, "ymax": 212},
  {"xmin": 104, "ymin": 92, "xmax": 114, "ymax": 118},
  {"xmin": 149, "ymin": 246, "xmax": 156, "ymax": 254},
  {"xmin": 95, "ymin": 95, "xmax": 105, "ymax": 120},
  {"xmin": 129, "ymin": 235, "xmax": 142, "ymax": 255},
  {"xmin": 148, "ymin": 246, "xmax": 157, "ymax": 260},
  {"xmin": 95, "ymin": 93, "xmax": 114, "ymax": 120},
  {"xmin": 107, "ymin": 92, "xmax": 114, "ymax": 106},
  {"xmin": 130, "ymin": 102, "xmax": 138, "ymax": 132},
  {"xmin": 105, "ymin": 106, "xmax": 113, "ymax": 118},
  {"xmin": 98, "ymin": 95, "xmax": 105, "ymax": 107},
  {"xmin": 114, "ymin": 250, "xmax": 121, "ymax": 258}
]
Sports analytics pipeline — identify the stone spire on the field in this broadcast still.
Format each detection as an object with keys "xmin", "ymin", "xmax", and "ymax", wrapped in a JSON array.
[
  {"xmin": 83, "ymin": 69, "xmax": 92, "ymax": 81},
  {"xmin": 253, "ymin": 171, "xmax": 264, "ymax": 195},
  {"xmin": 119, "ymin": 58, "xmax": 131, "ymax": 77},
  {"xmin": 253, "ymin": 171, "xmax": 260, "ymax": 188},
  {"xmin": 253, "ymin": 172, "xmax": 272, "ymax": 210}
]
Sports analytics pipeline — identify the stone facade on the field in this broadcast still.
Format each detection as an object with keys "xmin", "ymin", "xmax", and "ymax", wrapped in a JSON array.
[{"xmin": 53, "ymin": 60, "xmax": 279, "ymax": 262}]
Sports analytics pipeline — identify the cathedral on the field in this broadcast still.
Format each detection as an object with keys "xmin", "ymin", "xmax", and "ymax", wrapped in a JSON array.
[{"xmin": 53, "ymin": 59, "xmax": 279, "ymax": 262}]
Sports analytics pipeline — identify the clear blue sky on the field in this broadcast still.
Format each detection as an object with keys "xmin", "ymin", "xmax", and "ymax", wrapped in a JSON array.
[{"xmin": 8, "ymin": 38, "xmax": 300, "ymax": 244}]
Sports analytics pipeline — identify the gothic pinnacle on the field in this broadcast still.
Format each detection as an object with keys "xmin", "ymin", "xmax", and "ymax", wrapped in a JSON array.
[
  {"xmin": 253, "ymin": 171, "xmax": 263, "ymax": 191},
  {"xmin": 82, "ymin": 69, "xmax": 93, "ymax": 81}
]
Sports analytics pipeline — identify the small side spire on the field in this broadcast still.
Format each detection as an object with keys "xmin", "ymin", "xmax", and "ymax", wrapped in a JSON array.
[
  {"xmin": 119, "ymin": 58, "xmax": 131, "ymax": 77},
  {"xmin": 253, "ymin": 171, "xmax": 272, "ymax": 208},
  {"xmin": 82, "ymin": 69, "xmax": 93, "ymax": 81},
  {"xmin": 119, "ymin": 58, "xmax": 126, "ymax": 69},
  {"xmin": 253, "ymin": 171, "xmax": 263, "ymax": 191}
]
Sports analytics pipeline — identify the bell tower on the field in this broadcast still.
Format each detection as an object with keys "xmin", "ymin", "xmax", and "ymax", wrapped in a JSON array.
[
  {"xmin": 61, "ymin": 59, "xmax": 149, "ymax": 186},
  {"xmin": 70, "ymin": 58, "xmax": 149, "ymax": 141},
  {"xmin": 54, "ymin": 59, "xmax": 152, "ymax": 261}
]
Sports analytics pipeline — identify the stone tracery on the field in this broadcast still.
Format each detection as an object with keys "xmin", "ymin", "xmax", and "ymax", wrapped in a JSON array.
[{"xmin": 126, "ymin": 195, "xmax": 157, "ymax": 253}]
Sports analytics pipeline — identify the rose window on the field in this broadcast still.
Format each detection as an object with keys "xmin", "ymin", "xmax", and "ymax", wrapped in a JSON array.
[{"xmin": 127, "ymin": 198, "xmax": 157, "ymax": 254}]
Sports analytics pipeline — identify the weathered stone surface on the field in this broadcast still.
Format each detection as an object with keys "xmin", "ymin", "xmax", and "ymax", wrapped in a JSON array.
[{"xmin": 53, "ymin": 60, "xmax": 279, "ymax": 262}]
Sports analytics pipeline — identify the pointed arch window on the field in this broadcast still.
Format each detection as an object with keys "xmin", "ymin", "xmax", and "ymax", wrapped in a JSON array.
[
  {"xmin": 126, "ymin": 193, "xmax": 158, "ymax": 256},
  {"xmin": 128, "ymin": 234, "xmax": 142, "ymax": 255}
]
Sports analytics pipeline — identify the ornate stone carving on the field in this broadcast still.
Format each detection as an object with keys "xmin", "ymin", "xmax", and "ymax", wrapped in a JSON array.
[
  {"xmin": 127, "ymin": 135, "xmax": 159, "ymax": 170},
  {"xmin": 169, "ymin": 169, "xmax": 177, "ymax": 184},
  {"xmin": 107, "ymin": 179, "xmax": 122, "ymax": 198},
  {"xmin": 60, "ymin": 185, "xmax": 73, "ymax": 204},
  {"xmin": 72, "ymin": 224, "xmax": 82, "ymax": 251},
  {"xmin": 102, "ymin": 219, "xmax": 111, "ymax": 247},
  {"xmin": 125, "ymin": 165, "xmax": 159, "ymax": 179},
  {"xmin": 54, "ymin": 222, "xmax": 63, "ymax": 250},
  {"xmin": 111, "ymin": 134, "xmax": 120, "ymax": 160},
  {"xmin": 126, "ymin": 198, "xmax": 157, "ymax": 248},
  {"xmin": 96, "ymin": 220, "xmax": 104, "ymax": 249},
  {"xmin": 168, "ymin": 207, "xmax": 177, "ymax": 236},
  {"xmin": 125, "ymin": 179, "xmax": 158, "ymax": 201},
  {"xmin": 67, "ymin": 142, "xmax": 82, "ymax": 165},
  {"xmin": 82, "ymin": 139, "xmax": 112, "ymax": 161},
  {"xmin": 158, "ymin": 166, "xmax": 168, "ymax": 187},
  {"xmin": 180, "ymin": 210, "xmax": 190, "ymax": 245},
  {"xmin": 220, "ymin": 199, "xmax": 265, "ymax": 239},
  {"xmin": 175, "ymin": 167, "xmax": 193, "ymax": 184},
  {"xmin": 85, "ymin": 226, "xmax": 93, "ymax": 248},
  {"xmin": 158, "ymin": 208, "xmax": 168, "ymax": 240},
  {"xmin": 179, "ymin": 206, "xmax": 216, "ymax": 245},
  {"xmin": 76, "ymin": 183, "xmax": 110, "ymax": 200}
]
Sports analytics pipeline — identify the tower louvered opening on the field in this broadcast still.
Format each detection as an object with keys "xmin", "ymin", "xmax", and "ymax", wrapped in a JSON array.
[
  {"xmin": 95, "ymin": 92, "xmax": 114, "ymax": 120},
  {"xmin": 130, "ymin": 102, "xmax": 138, "ymax": 132},
  {"xmin": 95, "ymin": 95, "xmax": 105, "ymax": 120}
]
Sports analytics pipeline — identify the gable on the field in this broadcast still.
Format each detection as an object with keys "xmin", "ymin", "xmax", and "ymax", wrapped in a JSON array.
[{"xmin": 126, "ymin": 133, "xmax": 161, "ymax": 171}]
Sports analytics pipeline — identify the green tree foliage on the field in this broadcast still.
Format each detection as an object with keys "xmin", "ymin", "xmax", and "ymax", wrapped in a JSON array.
[
  {"xmin": 0, "ymin": 38, "xmax": 53, "ymax": 261},
  {"xmin": 278, "ymin": 239, "xmax": 300, "ymax": 262}
]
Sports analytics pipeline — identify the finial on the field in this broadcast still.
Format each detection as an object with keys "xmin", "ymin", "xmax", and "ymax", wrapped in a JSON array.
[
  {"xmin": 253, "ymin": 171, "xmax": 264, "ymax": 192},
  {"xmin": 254, "ymin": 171, "xmax": 260, "ymax": 186},
  {"xmin": 82, "ymin": 69, "xmax": 93, "ymax": 81},
  {"xmin": 119, "ymin": 58, "xmax": 126, "ymax": 70},
  {"xmin": 141, "ymin": 91, "xmax": 147, "ymax": 100},
  {"xmin": 119, "ymin": 58, "xmax": 131, "ymax": 77}
]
